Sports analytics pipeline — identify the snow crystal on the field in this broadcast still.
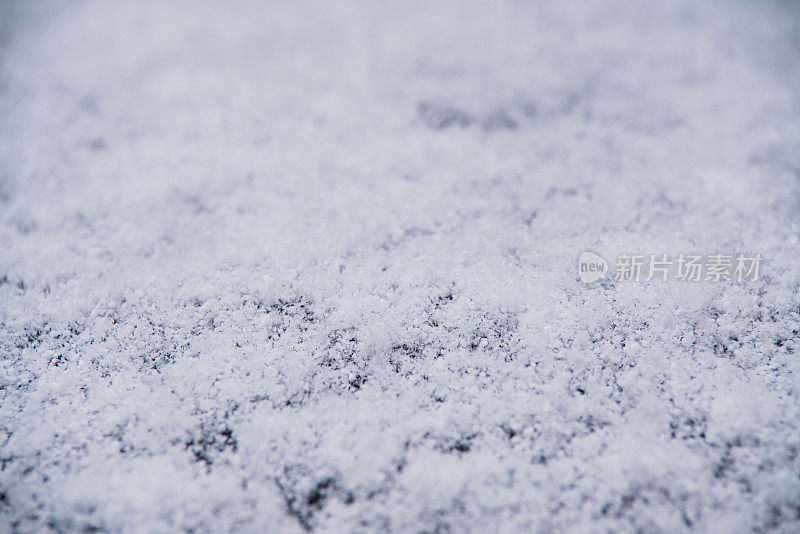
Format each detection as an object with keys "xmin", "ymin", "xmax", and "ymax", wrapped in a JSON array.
[{"xmin": 1, "ymin": 1, "xmax": 800, "ymax": 532}]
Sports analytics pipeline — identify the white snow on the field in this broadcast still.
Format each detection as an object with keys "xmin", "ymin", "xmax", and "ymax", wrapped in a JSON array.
[{"xmin": 1, "ymin": 1, "xmax": 800, "ymax": 532}]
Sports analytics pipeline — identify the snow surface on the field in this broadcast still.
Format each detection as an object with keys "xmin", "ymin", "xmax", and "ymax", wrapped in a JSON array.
[{"xmin": 1, "ymin": 1, "xmax": 800, "ymax": 532}]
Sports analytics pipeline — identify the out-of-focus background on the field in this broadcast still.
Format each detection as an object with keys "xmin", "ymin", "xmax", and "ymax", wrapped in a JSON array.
[{"xmin": 1, "ymin": 1, "xmax": 800, "ymax": 532}]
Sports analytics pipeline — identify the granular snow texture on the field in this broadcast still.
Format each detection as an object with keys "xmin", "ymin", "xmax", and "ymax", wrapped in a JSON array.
[{"xmin": 2, "ymin": 1, "xmax": 800, "ymax": 532}]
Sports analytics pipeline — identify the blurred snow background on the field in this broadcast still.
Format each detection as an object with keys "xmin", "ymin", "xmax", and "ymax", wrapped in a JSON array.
[{"xmin": 1, "ymin": 0, "xmax": 800, "ymax": 532}]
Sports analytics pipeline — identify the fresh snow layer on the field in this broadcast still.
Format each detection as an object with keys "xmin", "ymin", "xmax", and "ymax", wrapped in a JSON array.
[{"xmin": 1, "ymin": 1, "xmax": 800, "ymax": 532}]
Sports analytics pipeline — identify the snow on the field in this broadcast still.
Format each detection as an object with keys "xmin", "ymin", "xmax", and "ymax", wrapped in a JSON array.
[{"xmin": 1, "ymin": 1, "xmax": 800, "ymax": 532}]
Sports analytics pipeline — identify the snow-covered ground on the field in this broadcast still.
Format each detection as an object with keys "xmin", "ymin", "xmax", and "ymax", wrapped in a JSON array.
[{"xmin": 2, "ymin": 1, "xmax": 800, "ymax": 532}]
